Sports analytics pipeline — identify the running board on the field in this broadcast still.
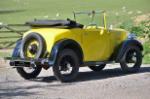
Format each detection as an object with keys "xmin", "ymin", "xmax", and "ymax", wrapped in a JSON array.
[{"xmin": 83, "ymin": 61, "xmax": 113, "ymax": 66}]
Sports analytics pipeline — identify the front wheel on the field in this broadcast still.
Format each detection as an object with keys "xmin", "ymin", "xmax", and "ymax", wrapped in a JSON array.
[
  {"xmin": 53, "ymin": 49, "xmax": 79, "ymax": 82},
  {"xmin": 120, "ymin": 46, "xmax": 142, "ymax": 73}
]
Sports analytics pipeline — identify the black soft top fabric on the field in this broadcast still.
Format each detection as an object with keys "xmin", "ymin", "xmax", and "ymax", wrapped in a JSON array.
[{"xmin": 26, "ymin": 19, "xmax": 84, "ymax": 28}]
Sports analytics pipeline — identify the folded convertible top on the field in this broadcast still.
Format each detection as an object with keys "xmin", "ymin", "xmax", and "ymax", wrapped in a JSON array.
[{"xmin": 26, "ymin": 19, "xmax": 84, "ymax": 28}]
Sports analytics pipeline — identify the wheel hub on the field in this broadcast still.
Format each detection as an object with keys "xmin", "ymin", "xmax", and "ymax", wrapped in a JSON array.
[
  {"xmin": 28, "ymin": 44, "xmax": 38, "ymax": 54},
  {"xmin": 61, "ymin": 62, "xmax": 71, "ymax": 71}
]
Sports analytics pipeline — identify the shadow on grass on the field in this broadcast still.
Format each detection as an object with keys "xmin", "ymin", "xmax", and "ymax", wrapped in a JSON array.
[
  {"xmin": 0, "ymin": 9, "xmax": 26, "ymax": 14},
  {"xmin": 33, "ymin": 66, "xmax": 150, "ymax": 83}
]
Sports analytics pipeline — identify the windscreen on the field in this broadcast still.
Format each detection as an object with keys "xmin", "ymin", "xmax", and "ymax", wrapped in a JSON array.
[{"xmin": 73, "ymin": 11, "xmax": 105, "ymax": 26}]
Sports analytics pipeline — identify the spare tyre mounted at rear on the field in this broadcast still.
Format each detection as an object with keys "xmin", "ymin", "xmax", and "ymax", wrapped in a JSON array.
[
  {"xmin": 16, "ymin": 33, "xmax": 46, "ymax": 79},
  {"xmin": 20, "ymin": 33, "xmax": 46, "ymax": 59}
]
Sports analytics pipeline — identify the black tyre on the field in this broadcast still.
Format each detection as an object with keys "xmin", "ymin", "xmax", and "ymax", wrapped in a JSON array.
[
  {"xmin": 53, "ymin": 49, "xmax": 79, "ymax": 82},
  {"xmin": 17, "ymin": 33, "xmax": 46, "ymax": 79},
  {"xmin": 88, "ymin": 64, "xmax": 106, "ymax": 72},
  {"xmin": 16, "ymin": 67, "xmax": 42, "ymax": 79},
  {"xmin": 120, "ymin": 46, "xmax": 142, "ymax": 73},
  {"xmin": 20, "ymin": 33, "xmax": 46, "ymax": 59}
]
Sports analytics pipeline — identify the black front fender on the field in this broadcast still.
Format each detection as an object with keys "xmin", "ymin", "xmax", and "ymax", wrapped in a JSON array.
[{"xmin": 115, "ymin": 39, "xmax": 143, "ymax": 62}]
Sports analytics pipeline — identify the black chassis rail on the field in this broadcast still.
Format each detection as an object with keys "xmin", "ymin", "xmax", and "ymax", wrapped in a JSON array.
[{"xmin": 5, "ymin": 57, "xmax": 54, "ymax": 69}]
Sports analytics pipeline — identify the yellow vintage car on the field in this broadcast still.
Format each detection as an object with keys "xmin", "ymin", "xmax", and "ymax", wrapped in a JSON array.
[{"xmin": 9, "ymin": 11, "xmax": 143, "ymax": 82}]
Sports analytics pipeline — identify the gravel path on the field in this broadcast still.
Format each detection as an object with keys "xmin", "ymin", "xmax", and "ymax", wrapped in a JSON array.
[{"xmin": 0, "ymin": 61, "xmax": 150, "ymax": 99}]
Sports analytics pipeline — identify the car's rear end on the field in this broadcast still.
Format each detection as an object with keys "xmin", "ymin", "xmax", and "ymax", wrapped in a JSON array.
[{"xmin": 7, "ymin": 19, "xmax": 84, "ymax": 82}]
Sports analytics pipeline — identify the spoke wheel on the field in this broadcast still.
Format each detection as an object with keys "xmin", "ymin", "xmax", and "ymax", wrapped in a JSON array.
[
  {"xmin": 17, "ymin": 33, "xmax": 46, "ymax": 79},
  {"xmin": 25, "ymin": 40, "xmax": 39, "ymax": 58},
  {"xmin": 120, "ymin": 46, "xmax": 142, "ymax": 73},
  {"xmin": 53, "ymin": 49, "xmax": 79, "ymax": 82},
  {"xmin": 20, "ymin": 33, "xmax": 46, "ymax": 59},
  {"xmin": 16, "ymin": 66, "xmax": 42, "ymax": 79}
]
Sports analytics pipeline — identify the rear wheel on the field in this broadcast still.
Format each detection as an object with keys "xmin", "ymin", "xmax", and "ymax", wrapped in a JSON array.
[
  {"xmin": 88, "ymin": 64, "xmax": 106, "ymax": 72},
  {"xmin": 53, "ymin": 49, "xmax": 79, "ymax": 82},
  {"xmin": 17, "ymin": 33, "xmax": 46, "ymax": 79},
  {"xmin": 120, "ymin": 46, "xmax": 142, "ymax": 73},
  {"xmin": 16, "ymin": 67, "xmax": 42, "ymax": 79}
]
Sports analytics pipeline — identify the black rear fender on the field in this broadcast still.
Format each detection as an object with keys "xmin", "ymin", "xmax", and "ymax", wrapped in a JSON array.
[{"xmin": 49, "ymin": 39, "xmax": 84, "ymax": 65}]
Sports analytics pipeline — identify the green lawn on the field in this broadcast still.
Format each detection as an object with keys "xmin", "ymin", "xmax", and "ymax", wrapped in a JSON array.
[
  {"xmin": 0, "ymin": 0, "xmax": 150, "ymax": 24},
  {"xmin": 143, "ymin": 41, "xmax": 150, "ymax": 64},
  {"xmin": 0, "ymin": 0, "xmax": 149, "ymax": 40},
  {"xmin": 0, "ymin": 0, "xmax": 150, "ymax": 63},
  {"xmin": 0, "ymin": 49, "xmax": 12, "ymax": 58}
]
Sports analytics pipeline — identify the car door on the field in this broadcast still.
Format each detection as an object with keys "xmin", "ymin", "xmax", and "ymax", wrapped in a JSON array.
[{"xmin": 83, "ymin": 27, "xmax": 110, "ymax": 61}]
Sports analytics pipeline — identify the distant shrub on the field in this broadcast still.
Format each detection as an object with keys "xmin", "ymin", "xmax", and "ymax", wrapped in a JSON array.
[
  {"xmin": 120, "ymin": 20, "xmax": 150, "ymax": 64},
  {"xmin": 119, "ymin": 20, "xmax": 134, "ymax": 31},
  {"xmin": 143, "ymin": 41, "xmax": 150, "ymax": 55},
  {"xmin": 120, "ymin": 20, "xmax": 150, "ymax": 39}
]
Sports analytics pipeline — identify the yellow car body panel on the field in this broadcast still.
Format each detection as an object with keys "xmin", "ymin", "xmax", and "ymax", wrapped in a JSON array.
[
  {"xmin": 24, "ymin": 26, "xmax": 127, "ymax": 62},
  {"xmin": 8, "ymin": 11, "xmax": 143, "ymax": 82}
]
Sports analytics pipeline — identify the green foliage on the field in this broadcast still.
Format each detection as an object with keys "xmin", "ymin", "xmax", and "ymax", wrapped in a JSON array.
[
  {"xmin": 120, "ymin": 20, "xmax": 150, "ymax": 63},
  {"xmin": 119, "ymin": 20, "xmax": 134, "ymax": 31},
  {"xmin": 131, "ymin": 26, "xmax": 144, "ymax": 36},
  {"xmin": 143, "ymin": 41, "xmax": 150, "ymax": 64},
  {"xmin": 120, "ymin": 20, "xmax": 150, "ymax": 39},
  {"xmin": 143, "ymin": 41, "xmax": 150, "ymax": 55},
  {"xmin": 132, "ymin": 20, "xmax": 150, "ymax": 37}
]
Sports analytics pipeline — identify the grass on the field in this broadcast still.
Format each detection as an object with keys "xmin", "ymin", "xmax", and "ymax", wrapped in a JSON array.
[
  {"xmin": 143, "ymin": 55, "xmax": 150, "ymax": 64},
  {"xmin": 143, "ymin": 41, "xmax": 150, "ymax": 64},
  {"xmin": 0, "ymin": 0, "xmax": 150, "ymax": 63},
  {"xmin": 0, "ymin": 0, "xmax": 150, "ymax": 24},
  {"xmin": 0, "ymin": 52, "xmax": 11, "ymax": 58},
  {"xmin": 0, "ymin": 0, "xmax": 149, "ymax": 41},
  {"xmin": 0, "ymin": 49, "xmax": 12, "ymax": 58}
]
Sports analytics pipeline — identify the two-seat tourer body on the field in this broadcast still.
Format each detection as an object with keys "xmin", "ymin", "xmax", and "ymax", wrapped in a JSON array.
[{"xmin": 8, "ymin": 11, "xmax": 143, "ymax": 82}]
